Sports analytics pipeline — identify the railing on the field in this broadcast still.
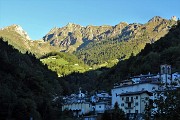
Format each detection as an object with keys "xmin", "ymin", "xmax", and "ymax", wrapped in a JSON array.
[{"xmin": 125, "ymin": 100, "xmax": 134, "ymax": 103}]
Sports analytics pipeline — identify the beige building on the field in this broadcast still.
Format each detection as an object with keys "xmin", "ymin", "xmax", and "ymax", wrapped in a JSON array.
[{"xmin": 118, "ymin": 91, "xmax": 152, "ymax": 114}]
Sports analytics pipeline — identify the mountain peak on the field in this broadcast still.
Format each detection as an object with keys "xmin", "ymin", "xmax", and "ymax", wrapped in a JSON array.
[
  {"xmin": 116, "ymin": 22, "xmax": 128, "ymax": 26},
  {"xmin": 66, "ymin": 23, "xmax": 81, "ymax": 27},
  {"xmin": 2, "ymin": 24, "xmax": 31, "ymax": 40},
  {"xmin": 148, "ymin": 16, "xmax": 164, "ymax": 23},
  {"xmin": 67, "ymin": 22, "xmax": 74, "ymax": 26},
  {"xmin": 49, "ymin": 27, "xmax": 58, "ymax": 33}
]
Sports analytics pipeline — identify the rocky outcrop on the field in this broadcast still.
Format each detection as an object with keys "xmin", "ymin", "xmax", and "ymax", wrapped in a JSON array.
[
  {"xmin": 1, "ymin": 24, "xmax": 31, "ymax": 40},
  {"xmin": 0, "ymin": 25, "xmax": 60, "ymax": 57},
  {"xmin": 43, "ymin": 16, "xmax": 176, "ymax": 52}
]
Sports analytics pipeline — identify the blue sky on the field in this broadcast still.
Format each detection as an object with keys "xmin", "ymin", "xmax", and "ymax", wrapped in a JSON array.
[{"xmin": 0, "ymin": 0, "xmax": 179, "ymax": 40}]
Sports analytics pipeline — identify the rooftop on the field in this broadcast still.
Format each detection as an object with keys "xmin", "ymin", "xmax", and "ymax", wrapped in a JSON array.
[
  {"xmin": 119, "ymin": 91, "xmax": 153, "ymax": 96},
  {"xmin": 113, "ymin": 82, "xmax": 159, "ymax": 89}
]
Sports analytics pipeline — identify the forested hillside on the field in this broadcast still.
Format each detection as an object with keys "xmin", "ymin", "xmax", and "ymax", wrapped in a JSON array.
[
  {"xmin": 62, "ymin": 21, "xmax": 180, "ymax": 92},
  {"xmin": 0, "ymin": 38, "xmax": 66, "ymax": 120},
  {"xmin": 0, "ymin": 17, "xmax": 176, "ymax": 69},
  {"xmin": 97, "ymin": 21, "xmax": 180, "ymax": 90},
  {"xmin": 0, "ymin": 18, "xmax": 179, "ymax": 97},
  {"xmin": 72, "ymin": 17, "xmax": 176, "ymax": 66},
  {"xmin": 42, "ymin": 16, "xmax": 176, "ymax": 67}
]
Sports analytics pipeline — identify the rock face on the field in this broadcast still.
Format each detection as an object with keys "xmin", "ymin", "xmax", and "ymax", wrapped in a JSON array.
[
  {"xmin": 1, "ymin": 24, "xmax": 31, "ymax": 40},
  {"xmin": 43, "ymin": 16, "xmax": 176, "ymax": 52},
  {"xmin": 0, "ymin": 24, "xmax": 60, "ymax": 57},
  {"xmin": 0, "ymin": 16, "xmax": 177, "ymax": 58},
  {"xmin": 43, "ymin": 22, "xmax": 128, "ymax": 50}
]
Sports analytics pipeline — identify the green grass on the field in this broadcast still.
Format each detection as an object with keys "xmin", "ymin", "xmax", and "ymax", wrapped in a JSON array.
[
  {"xmin": 40, "ymin": 56, "xmax": 69, "ymax": 65},
  {"xmin": 40, "ymin": 56, "xmax": 88, "ymax": 77}
]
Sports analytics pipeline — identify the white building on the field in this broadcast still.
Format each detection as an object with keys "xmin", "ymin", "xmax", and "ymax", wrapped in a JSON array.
[
  {"xmin": 118, "ymin": 91, "xmax": 152, "ymax": 114},
  {"xmin": 62, "ymin": 102, "xmax": 92, "ymax": 116},
  {"xmin": 95, "ymin": 102, "xmax": 111, "ymax": 114},
  {"xmin": 111, "ymin": 82, "xmax": 159, "ymax": 107}
]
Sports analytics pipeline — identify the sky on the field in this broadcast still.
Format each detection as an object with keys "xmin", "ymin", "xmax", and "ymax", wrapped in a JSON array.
[{"xmin": 0, "ymin": 0, "xmax": 180, "ymax": 40}]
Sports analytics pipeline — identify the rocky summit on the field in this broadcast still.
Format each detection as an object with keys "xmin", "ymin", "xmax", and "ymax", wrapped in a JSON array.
[
  {"xmin": 43, "ymin": 16, "xmax": 177, "ymax": 52},
  {"xmin": 1, "ymin": 24, "xmax": 31, "ymax": 40}
]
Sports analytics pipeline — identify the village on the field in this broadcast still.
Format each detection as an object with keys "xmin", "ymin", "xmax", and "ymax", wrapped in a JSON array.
[{"xmin": 61, "ymin": 64, "xmax": 180, "ymax": 120}]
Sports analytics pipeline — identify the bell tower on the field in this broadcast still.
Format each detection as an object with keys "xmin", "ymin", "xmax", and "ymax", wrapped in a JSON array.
[
  {"xmin": 160, "ymin": 64, "xmax": 171, "ymax": 87},
  {"xmin": 160, "ymin": 64, "xmax": 171, "ymax": 74}
]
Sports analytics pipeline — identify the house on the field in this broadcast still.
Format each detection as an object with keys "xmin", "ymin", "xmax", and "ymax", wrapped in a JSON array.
[
  {"xmin": 62, "ymin": 89, "xmax": 112, "ymax": 116},
  {"xmin": 91, "ymin": 91, "xmax": 111, "ymax": 103},
  {"xmin": 111, "ymin": 82, "xmax": 159, "ymax": 107},
  {"xmin": 95, "ymin": 102, "xmax": 111, "ymax": 114},
  {"xmin": 118, "ymin": 91, "xmax": 152, "ymax": 114},
  {"xmin": 62, "ymin": 102, "xmax": 92, "ymax": 116}
]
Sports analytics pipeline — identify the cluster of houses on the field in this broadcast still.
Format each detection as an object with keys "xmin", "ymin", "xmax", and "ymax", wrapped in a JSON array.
[
  {"xmin": 61, "ymin": 65, "xmax": 180, "ymax": 119},
  {"xmin": 61, "ymin": 88, "xmax": 111, "ymax": 117}
]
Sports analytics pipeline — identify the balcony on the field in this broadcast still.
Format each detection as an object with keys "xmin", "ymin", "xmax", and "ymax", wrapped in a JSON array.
[{"xmin": 125, "ymin": 100, "xmax": 134, "ymax": 103}]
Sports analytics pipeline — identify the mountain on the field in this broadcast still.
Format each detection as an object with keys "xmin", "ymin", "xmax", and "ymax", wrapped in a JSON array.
[
  {"xmin": 1, "ymin": 24, "xmax": 31, "ymax": 40},
  {"xmin": 0, "ymin": 25, "xmax": 60, "ymax": 57},
  {"xmin": 43, "ymin": 16, "xmax": 176, "ymax": 51},
  {"xmin": 96, "ymin": 20, "xmax": 180, "ymax": 90},
  {"xmin": 43, "ymin": 16, "xmax": 176, "ymax": 66},
  {"xmin": 61, "ymin": 20, "xmax": 180, "ymax": 92},
  {"xmin": 0, "ymin": 16, "xmax": 177, "ymax": 68},
  {"xmin": 0, "ymin": 25, "xmax": 90, "ymax": 76}
]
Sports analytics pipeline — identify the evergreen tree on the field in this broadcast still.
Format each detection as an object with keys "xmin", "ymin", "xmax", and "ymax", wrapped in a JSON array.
[{"xmin": 112, "ymin": 102, "xmax": 126, "ymax": 120}]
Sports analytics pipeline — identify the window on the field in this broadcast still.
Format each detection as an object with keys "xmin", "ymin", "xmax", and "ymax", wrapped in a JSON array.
[
  {"xmin": 136, "ymin": 96, "xmax": 138, "ymax": 99},
  {"xmin": 145, "ymin": 97, "xmax": 149, "ymax": 101},
  {"xmin": 135, "ymin": 110, "xmax": 138, "ymax": 113},
  {"xmin": 162, "ymin": 67, "xmax": 165, "ymax": 74},
  {"xmin": 99, "ymin": 106, "xmax": 101, "ymax": 108},
  {"xmin": 116, "ymin": 93, "xmax": 117, "ymax": 97},
  {"xmin": 128, "ymin": 103, "xmax": 131, "ymax": 108},
  {"xmin": 135, "ymin": 102, "xmax": 138, "ymax": 106},
  {"xmin": 126, "ymin": 97, "xmax": 129, "ymax": 102},
  {"xmin": 122, "ymin": 97, "xmax": 124, "ymax": 100},
  {"xmin": 121, "ymin": 103, "xmax": 124, "ymax": 106},
  {"xmin": 131, "ymin": 97, "xmax": 133, "ymax": 102},
  {"xmin": 129, "ymin": 110, "xmax": 131, "ymax": 113}
]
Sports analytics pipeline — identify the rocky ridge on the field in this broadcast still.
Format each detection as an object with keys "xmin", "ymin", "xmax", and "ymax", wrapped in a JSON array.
[
  {"xmin": 43, "ymin": 16, "xmax": 177, "ymax": 52},
  {"xmin": 0, "ymin": 16, "xmax": 177, "ymax": 59}
]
